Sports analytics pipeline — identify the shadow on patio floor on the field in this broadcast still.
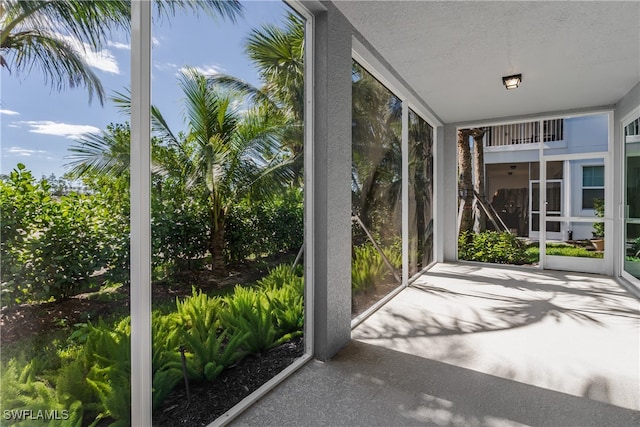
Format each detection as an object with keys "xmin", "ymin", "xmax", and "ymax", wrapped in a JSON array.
[{"xmin": 233, "ymin": 340, "xmax": 640, "ymax": 426}]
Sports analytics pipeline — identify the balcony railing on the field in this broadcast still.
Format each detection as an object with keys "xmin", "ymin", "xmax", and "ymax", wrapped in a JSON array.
[{"xmin": 485, "ymin": 119, "xmax": 564, "ymax": 148}]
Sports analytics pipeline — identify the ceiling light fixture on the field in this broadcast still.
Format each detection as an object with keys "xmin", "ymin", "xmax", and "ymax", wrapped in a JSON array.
[{"xmin": 502, "ymin": 74, "xmax": 522, "ymax": 90}]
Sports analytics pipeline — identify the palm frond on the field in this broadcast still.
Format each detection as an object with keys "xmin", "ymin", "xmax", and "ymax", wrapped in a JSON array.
[
  {"xmin": 1, "ymin": 0, "xmax": 241, "ymax": 104},
  {"xmin": 111, "ymin": 89, "xmax": 132, "ymax": 116},
  {"xmin": 65, "ymin": 125, "xmax": 130, "ymax": 178},
  {"xmin": 3, "ymin": 29, "xmax": 106, "ymax": 104},
  {"xmin": 153, "ymin": 0, "xmax": 243, "ymax": 23},
  {"xmin": 207, "ymin": 74, "xmax": 276, "ymax": 110}
]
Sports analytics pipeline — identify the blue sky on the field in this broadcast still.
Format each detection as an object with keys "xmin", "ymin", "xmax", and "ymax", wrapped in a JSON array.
[{"xmin": 1, "ymin": 1, "xmax": 291, "ymax": 179}]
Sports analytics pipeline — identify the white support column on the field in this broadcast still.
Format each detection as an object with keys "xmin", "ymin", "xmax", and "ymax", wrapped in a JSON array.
[
  {"xmin": 130, "ymin": 1, "xmax": 152, "ymax": 424},
  {"xmin": 563, "ymin": 159, "xmax": 570, "ymax": 240},
  {"xmin": 539, "ymin": 119, "xmax": 546, "ymax": 269},
  {"xmin": 402, "ymin": 101, "xmax": 409, "ymax": 285},
  {"xmin": 301, "ymin": 5, "xmax": 315, "ymax": 356},
  {"xmin": 605, "ymin": 111, "xmax": 615, "ymax": 275}
]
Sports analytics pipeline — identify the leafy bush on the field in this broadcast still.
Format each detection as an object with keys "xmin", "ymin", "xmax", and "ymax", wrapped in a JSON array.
[
  {"xmin": 458, "ymin": 231, "xmax": 528, "ymax": 264},
  {"xmin": 1, "ymin": 164, "xmax": 128, "ymax": 305},
  {"xmin": 592, "ymin": 198, "xmax": 605, "ymax": 237},
  {"xmin": 257, "ymin": 264, "xmax": 303, "ymax": 291},
  {"xmin": 225, "ymin": 189, "xmax": 303, "ymax": 263},
  {"xmin": 383, "ymin": 240, "xmax": 402, "ymax": 270},
  {"xmin": 2, "ymin": 270, "xmax": 306, "ymax": 420},
  {"xmin": 151, "ymin": 177, "xmax": 209, "ymax": 276}
]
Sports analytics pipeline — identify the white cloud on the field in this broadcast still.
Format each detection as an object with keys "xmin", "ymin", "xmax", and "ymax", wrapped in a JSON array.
[
  {"xmin": 57, "ymin": 34, "xmax": 120, "ymax": 74},
  {"xmin": 152, "ymin": 37, "xmax": 160, "ymax": 46},
  {"xmin": 18, "ymin": 121, "xmax": 100, "ymax": 139},
  {"xmin": 5, "ymin": 147, "xmax": 48, "ymax": 157},
  {"xmin": 154, "ymin": 62, "xmax": 178, "ymax": 72},
  {"xmin": 179, "ymin": 65, "xmax": 225, "ymax": 77},
  {"xmin": 0, "ymin": 109, "xmax": 20, "ymax": 116},
  {"xmin": 107, "ymin": 40, "xmax": 130, "ymax": 50}
]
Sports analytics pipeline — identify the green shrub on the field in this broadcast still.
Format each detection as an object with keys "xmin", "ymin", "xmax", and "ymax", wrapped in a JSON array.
[
  {"xmin": 592, "ymin": 198, "xmax": 605, "ymax": 237},
  {"xmin": 1, "ymin": 164, "xmax": 128, "ymax": 305},
  {"xmin": 351, "ymin": 243, "xmax": 385, "ymax": 294},
  {"xmin": 151, "ymin": 180, "xmax": 209, "ymax": 276},
  {"xmin": 176, "ymin": 287, "xmax": 221, "ymax": 334},
  {"xmin": 458, "ymin": 231, "xmax": 528, "ymax": 264},
  {"xmin": 1, "ymin": 272, "xmax": 307, "ymax": 421},
  {"xmin": 82, "ymin": 319, "xmax": 131, "ymax": 426},
  {"xmin": 256, "ymin": 264, "xmax": 303, "ymax": 291},
  {"xmin": 225, "ymin": 189, "xmax": 303, "ymax": 263}
]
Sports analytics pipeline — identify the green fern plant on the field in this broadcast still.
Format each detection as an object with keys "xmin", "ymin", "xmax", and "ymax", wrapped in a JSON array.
[
  {"xmin": 263, "ymin": 285, "xmax": 303, "ymax": 338},
  {"xmin": 352, "ymin": 243, "xmax": 385, "ymax": 294},
  {"xmin": 1, "ymin": 358, "xmax": 84, "ymax": 427},
  {"xmin": 220, "ymin": 286, "xmax": 292, "ymax": 353},
  {"xmin": 58, "ymin": 318, "xmax": 131, "ymax": 427},
  {"xmin": 185, "ymin": 329, "xmax": 248, "ymax": 381},
  {"xmin": 176, "ymin": 288, "xmax": 248, "ymax": 382},
  {"xmin": 176, "ymin": 287, "xmax": 221, "ymax": 337},
  {"xmin": 151, "ymin": 311, "xmax": 192, "ymax": 409},
  {"xmin": 383, "ymin": 242, "xmax": 402, "ymax": 270},
  {"xmin": 257, "ymin": 265, "xmax": 304, "ymax": 338},
  {"xmin": 256, "ymin": 264, "xmax": 303, "ymax": 291}
]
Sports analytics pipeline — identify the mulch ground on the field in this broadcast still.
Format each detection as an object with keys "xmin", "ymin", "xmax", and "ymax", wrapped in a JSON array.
[{"xmin": 152, "ymin": 336, "xmax": 304, "ymax": 426}]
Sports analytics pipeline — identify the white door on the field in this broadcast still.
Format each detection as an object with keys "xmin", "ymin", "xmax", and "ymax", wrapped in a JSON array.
[
  {"xmin": 529, "ymin": 179, "xmax": 563, "ymax": 240},
  {"xmin": 540, "ymin": 154, "xmax": 612, "ymax": 275}
]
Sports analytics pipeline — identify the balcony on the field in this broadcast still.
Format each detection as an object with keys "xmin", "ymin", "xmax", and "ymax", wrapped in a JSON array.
[{"xmin": 485, "ymin": 119, "xmax": 564, "ymax": 149}]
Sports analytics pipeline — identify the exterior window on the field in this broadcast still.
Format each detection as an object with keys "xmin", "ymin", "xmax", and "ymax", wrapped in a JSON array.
[
  {"xmin": 351, "ymin": 60, "xmax": 402, "ymax": 318},
  {"xmin": 582, "ymin": 165, "xmax": 604, "ymax": 209},
  {"xmin": 408, "ymin": 109, "xmax": 434, "ymax": 276}
]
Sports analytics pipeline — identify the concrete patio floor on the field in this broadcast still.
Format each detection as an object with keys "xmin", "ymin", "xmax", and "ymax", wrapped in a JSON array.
[{"xmin": 232, "ymin": 263, "xmax": 640, "ymax": 426}]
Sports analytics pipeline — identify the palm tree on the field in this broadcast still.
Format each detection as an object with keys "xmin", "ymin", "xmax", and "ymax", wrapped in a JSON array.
[
  {"xmin": 70, "ymin": 69, "xmax": 292, "ymax": 276},
  {"xmin": 210, "ymin": 12, "xmax": 305, "ymax": 181},
  {"xmin": 156, "ymin": 69, "xmax": 293, "ymax": 276},
  {"xmin": 1, "ymin": 0, "xmax": 242, "ymax": 104},
  {"xmin": 470, "ymin": 127, "xmax": 487, "ymax": 232},
  {"xmin": 457, "ymin": 129, "xmax": 473, "ymax": 234}
]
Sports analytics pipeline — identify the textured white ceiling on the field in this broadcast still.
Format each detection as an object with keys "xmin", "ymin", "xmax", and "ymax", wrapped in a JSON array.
[{"xmin": 334, "ymin": 1, "xmax": 640, "ymax": 124}]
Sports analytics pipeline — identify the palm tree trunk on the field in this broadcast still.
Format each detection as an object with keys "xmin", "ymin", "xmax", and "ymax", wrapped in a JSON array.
[
  {"xmin": 210, "ymin": 206, "xmax": 227, "ymax": 277},
  {"xmin": 471, "ymin": 128, "xmax": 487, "ymax": 233},
  {"xmin": 458, "ymin": 129, "xmax": 473, "ymax": 234}
]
